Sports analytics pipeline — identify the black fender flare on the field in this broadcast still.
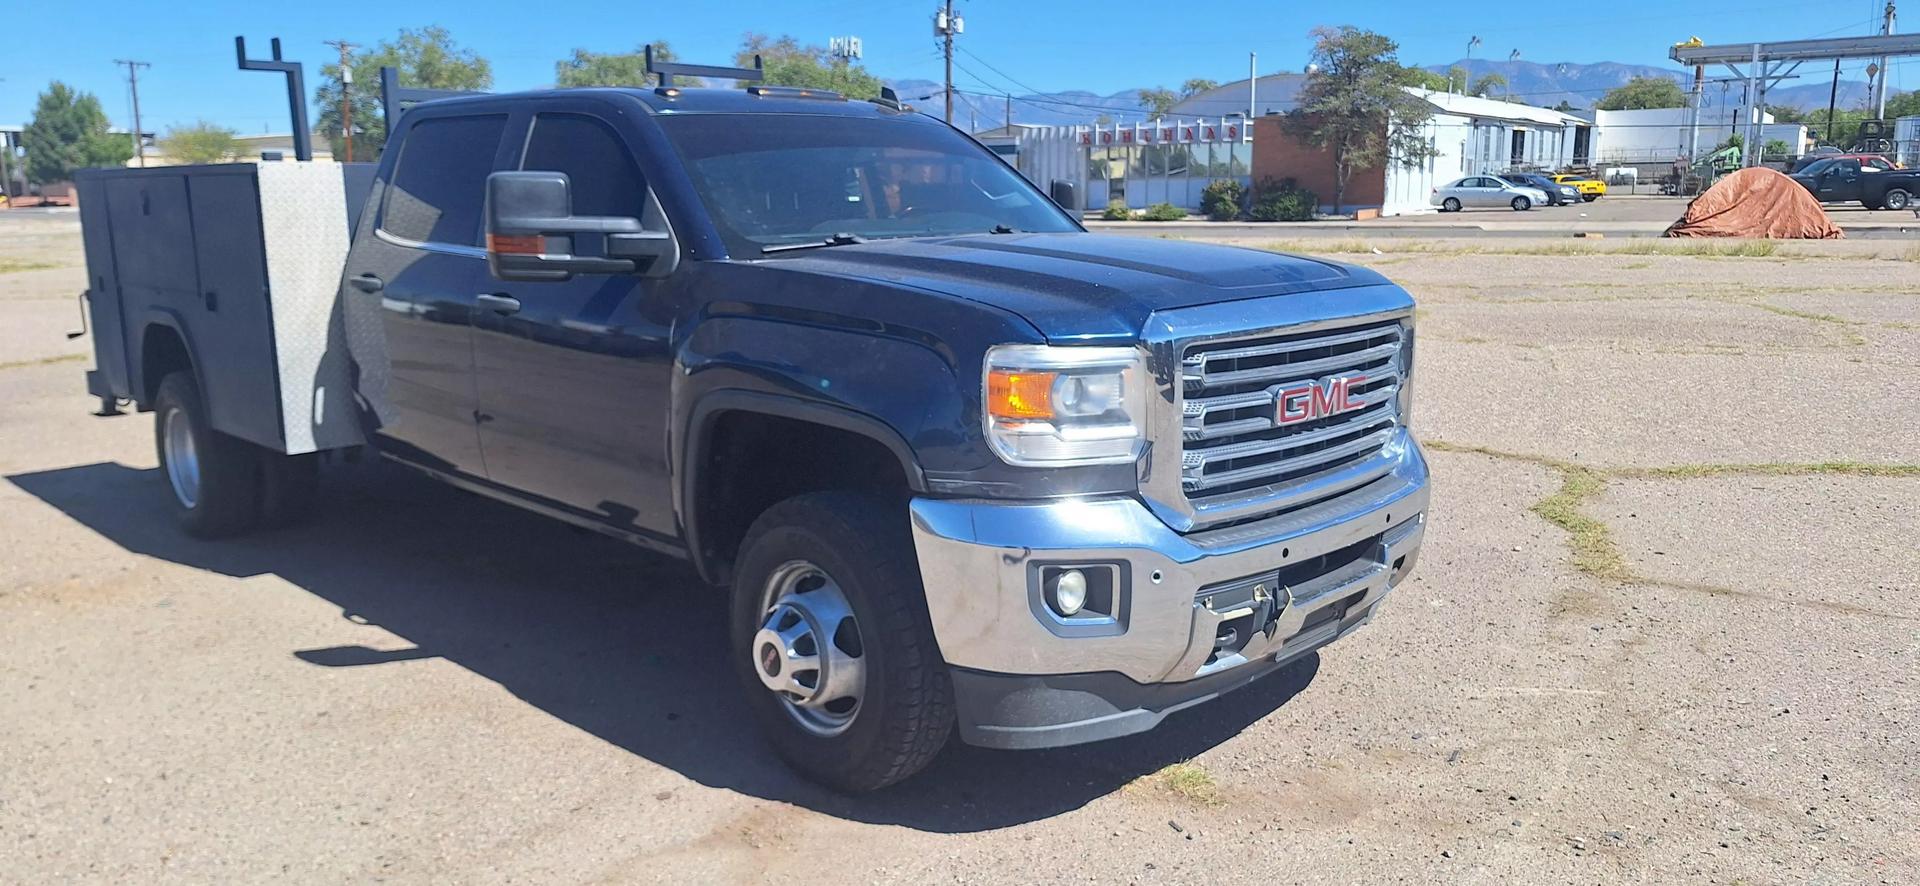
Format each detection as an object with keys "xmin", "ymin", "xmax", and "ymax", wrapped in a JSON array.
[
  {"xmin": 132, "ymin": 307, "xmax": 200, "ymax": 408},
  {"xmin": 678, "ymin": 389, "xmax": 927, "ymax": 585}
]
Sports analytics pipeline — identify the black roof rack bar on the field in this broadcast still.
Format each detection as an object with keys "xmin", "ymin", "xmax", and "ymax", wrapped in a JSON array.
[
  {"xmin": 235, "ymin": 36, "xmax": 312, "ymax": 161},
  {"xmin": 379, "ymin": 67, "xmax": 489, "ymax": 130},
  {"xmin": 646, "ymin": 44, "xmax": 763, "ymax": 87},
  {"xmin": 871, "ymin": 85, "xmax": 912, "ymax": 112},
  {"xmin": 745, "ymin": 85, "xmax": 846, "ymax": 101}
]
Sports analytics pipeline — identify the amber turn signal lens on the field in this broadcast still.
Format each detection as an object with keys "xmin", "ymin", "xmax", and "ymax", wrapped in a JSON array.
[
  {"xmin": 486, "ymin": 233, "xmax": 544, "ymax": 255},
  {"xmin": 986, "ymin": 370, "xmax": 1057, "ymax": 420}
]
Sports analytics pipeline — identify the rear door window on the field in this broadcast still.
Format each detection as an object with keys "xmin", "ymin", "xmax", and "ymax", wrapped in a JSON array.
[
  {"xmin": 381, "ymin": 114, "xmax": 508, "ymax": 247},
  {"xmin": 520, "ymin": 113, "xmax": 648, "ymax": 219}
]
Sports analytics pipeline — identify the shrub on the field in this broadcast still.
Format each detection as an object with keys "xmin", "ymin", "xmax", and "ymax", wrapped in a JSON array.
[
  {"xmin": 1248, "ymin": 177, "xmax": 1316, "ymax": 222},
  {"xmin": 1102, "ymin": 199, "xmax": 1134, "ymax": 221},
  {"xmin": 1200, "ymin": 179, "xmax": 1245, "ymax": 220},
  {"xmin": 1141, "ymin": 202, "xmax": 1186, "ymax": 221}
]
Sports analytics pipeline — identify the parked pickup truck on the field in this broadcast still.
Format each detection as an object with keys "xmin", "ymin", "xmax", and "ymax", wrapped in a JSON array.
[
  {"xmin": 73, "ymin": 76, "xmax": 1428, "ymax": 792},
  {"xmin": 1790, "ymin": 157, "xmax": 1920, "ymax": 210}
]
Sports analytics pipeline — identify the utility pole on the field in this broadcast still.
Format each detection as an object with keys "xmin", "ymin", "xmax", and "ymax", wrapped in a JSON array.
[
  {"xmin": 1005, "ymin": 91, "xmax": 1012, "ymax": 132},
  {"xmin": 1684, "ymin": 64, "xmax": 1703, "ymax": 172},
  {"xmin": 1825, "ymin": 58, "xmax": 1842, "ymax": 145},
  {"xmin": 934, "ymin": 2, "xmax": 962, "ymax": 124},
  {"xmin": 0, "ymin": 76, "xmax": 12, "ymax": 204},
  {"xmin": 114, "ymin": 59, "xmax": 151, "ymax": 167},
  {"xmin": 1248, "ymin": 52, "xmax": 1257, "ymax": 118},
  {"xmin": 324, "ymin": 40, "xmax": 357, "ymax": 162},
  {"xmin": 1871, "ymin": 1, "xmax": 1896, "ymax": 118}
]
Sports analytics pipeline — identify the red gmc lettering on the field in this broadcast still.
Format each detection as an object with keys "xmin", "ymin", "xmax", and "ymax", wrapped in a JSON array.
[{"xmin": 1275, "ymin": 375, "xmax": 1367, "ymax": 426}]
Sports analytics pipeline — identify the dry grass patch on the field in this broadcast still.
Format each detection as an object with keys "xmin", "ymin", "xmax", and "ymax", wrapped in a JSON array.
[
  {"xmin": 1263, "ymin": 239, "xmax": 1801, "ymax": 260},
  {"xmin": 0, "ymin": 258, "xmax": 58, "ymax": 274},
  {"xmin": 0, "ymin": 353, "xmax": 86, "ymax": 371},
  {"xmin": 1423, "ymin": 439, "xmax": 1920, "ymax": 587},
  {"xmin": 1130, "ymin": 761, "xmax": 1222, "ymax": 806}
]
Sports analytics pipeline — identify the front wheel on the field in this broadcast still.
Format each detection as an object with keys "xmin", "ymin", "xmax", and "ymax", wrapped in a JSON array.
[
  {"xmin": 731, "ymin": 491, "xmax": 954, "ymax": 793},
  {"xmin": 1441, "ymin": 197, "xmax": 1461, "ymax": 213},
  {"xmin": 1881, "ymin": 188, "xmax": 1911, "ymax": 211},
  {"xmin": 1511, "ymin": 196, "xmax": 1532, "ymax": 211}
]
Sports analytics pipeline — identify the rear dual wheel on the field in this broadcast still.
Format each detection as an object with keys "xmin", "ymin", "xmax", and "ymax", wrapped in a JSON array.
[{"xmin": 153, "ymin": 371, "xmax": 316, "ymax": 538}]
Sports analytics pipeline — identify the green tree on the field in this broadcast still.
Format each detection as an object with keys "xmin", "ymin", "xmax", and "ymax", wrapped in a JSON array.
[
  {"xmin": 734, "ymin": 33, "xmax": 884, "ymax": 97},
  {"xmin": 1284, "ymin": 26, "xmax": 1438, "ymax": 215},
  {"xmin": 313, "ymin": 26, "xmax": 493, "ymax": 160},
  {"xmin": 158, "ymin": 121, "xmax": 238, "ymax": 164},
  {"xmin": 1406, "ymin": 68, "xmax": 1452, "ymax": 92},
  {"xmin": 1595, "ymin": 76, "xmax": 1686, "ymax": 110},
  {"xmin": 1467, "ymin": 72, "xmax": 1507, "ymax": 98},
  {"xmin": 1180, "ymin": 78, "xmax": 1219, "ymax": 98},
  {"xmin": 556, "ymin": 41, "xmax": 702, "ymax": 87},
  {"xmin": 21, "ymin": 81, "xmax": 131, "ymax": 183},
  {"xmin": 1883, "ymin": 90, "xmax": 1920, "ymax": 119},
  {"xmin": 1138, "ymin": 87, "xmax": 1179, "ymax": 118}
]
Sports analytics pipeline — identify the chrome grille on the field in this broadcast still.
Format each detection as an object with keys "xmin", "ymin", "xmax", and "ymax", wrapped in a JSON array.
[{"xmin": 1178, "ymin": 319, "xmax": 1405, "ymax": 517}]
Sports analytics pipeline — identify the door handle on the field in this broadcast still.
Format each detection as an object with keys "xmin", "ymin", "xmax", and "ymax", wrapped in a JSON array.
[
  {"xmin": 349, "ymin": 274, "xmax": 384, "ymax": 293},
  {"xmin": 476, "ymin": 293, "xmax": 521, "ymax": 315}
]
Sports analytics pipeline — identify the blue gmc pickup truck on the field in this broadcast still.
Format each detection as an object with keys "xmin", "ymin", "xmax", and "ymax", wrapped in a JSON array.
[{"xmin": 74, "ymin": 62, "xmax": 1428, "ymax": 792}]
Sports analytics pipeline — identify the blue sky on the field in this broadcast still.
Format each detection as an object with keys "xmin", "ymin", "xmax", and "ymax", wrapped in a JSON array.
[{"xmin": 2, "ymin": 0, "xmax": 1909, "ymax": 133}]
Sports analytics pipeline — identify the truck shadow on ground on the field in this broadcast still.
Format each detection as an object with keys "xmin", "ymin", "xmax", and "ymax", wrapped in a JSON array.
[{"xmin": 9, "ymin": 459, "xmax": 1319, "ymax": 833}]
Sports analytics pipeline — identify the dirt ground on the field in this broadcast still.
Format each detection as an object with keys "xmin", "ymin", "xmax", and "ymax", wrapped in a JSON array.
[{"xmin": 2, "ymin": 210, "xmax": 1916, "ymax": 883}]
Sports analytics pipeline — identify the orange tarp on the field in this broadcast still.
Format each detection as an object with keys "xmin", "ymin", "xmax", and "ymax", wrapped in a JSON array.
[{"xmin": 1664, "ymin": 167, "xmax": 1843, "ymax": 239}]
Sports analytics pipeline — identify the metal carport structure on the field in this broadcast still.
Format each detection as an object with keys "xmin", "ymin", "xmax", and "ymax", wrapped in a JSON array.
[{"xmin": 1672, "ymin": 32, "xmax": 1920, "ymax": 167}]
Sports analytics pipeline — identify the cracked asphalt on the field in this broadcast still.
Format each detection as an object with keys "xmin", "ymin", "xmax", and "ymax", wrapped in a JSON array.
[{"xmin": 1, "ymin": 211, "xmax": 1915, "ymax": 883}]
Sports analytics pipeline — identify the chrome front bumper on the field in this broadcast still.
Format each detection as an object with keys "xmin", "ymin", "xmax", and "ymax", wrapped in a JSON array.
[{"xmin": 909, "ymin": 440, "xmax": 1429, "ymax": 746}]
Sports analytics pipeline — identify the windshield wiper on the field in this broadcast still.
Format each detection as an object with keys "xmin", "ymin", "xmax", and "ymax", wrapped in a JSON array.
[{"xmin": 762, "ymin": 232, "xmax": 869, "ymax": 254}]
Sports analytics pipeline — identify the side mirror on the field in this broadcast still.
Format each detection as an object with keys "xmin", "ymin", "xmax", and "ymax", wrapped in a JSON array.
[{"xmin": 484, "ymin": 171, "xmax": 678, "ymax": 282}]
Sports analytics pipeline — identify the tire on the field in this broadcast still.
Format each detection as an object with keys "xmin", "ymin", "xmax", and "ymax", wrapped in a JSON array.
[
  {"xmin": 1511, "ymin": 196, "xmax": 1532, "ymax": 211},
  {"xmin": 1441, "ymin": 197, "xmax": 1461, "ymax": 213},
  {"xmin": 153, "ymin": 371, "xmax": 261, "ymax": 538},
  {"xmin": 730, "ymin": 491, "xmax": 954, "ymax": 793},
  {"xmin": 1882, "ymin": 189, "xmax": 1911, "ymax": 211},
  {"xmin": 1582, "ymin": 194, "xmax": 1598, "ymax": 202}
]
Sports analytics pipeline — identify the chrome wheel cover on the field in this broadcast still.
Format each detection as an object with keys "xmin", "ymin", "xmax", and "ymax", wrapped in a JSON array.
[
  {"xmin": 753, "ymin": 560, "xmax": 867, "ymax": 737},
  {"xmin": 162, "ymin": 406, "xmax": 201, "ymax": 509}
]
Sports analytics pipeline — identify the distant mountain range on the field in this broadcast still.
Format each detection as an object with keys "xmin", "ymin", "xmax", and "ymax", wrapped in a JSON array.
[
  {"xmin": 1426, "ymin": 58, "xmax": 1874, "ymax": 115},
  {"xmin": 888, "ymin": 59, "xmax": 1882, "ymax": 132}
]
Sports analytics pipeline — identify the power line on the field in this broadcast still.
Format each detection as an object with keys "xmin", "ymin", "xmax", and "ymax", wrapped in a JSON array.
[{"xmin": 113, "ymin": 59, "xmax": 151, "ymax": 167}]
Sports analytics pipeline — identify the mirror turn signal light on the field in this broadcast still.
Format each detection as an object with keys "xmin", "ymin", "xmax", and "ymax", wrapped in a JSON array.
[{"xmin": 486, "ymin": 233, "xmax": 545, "ymax": 255}]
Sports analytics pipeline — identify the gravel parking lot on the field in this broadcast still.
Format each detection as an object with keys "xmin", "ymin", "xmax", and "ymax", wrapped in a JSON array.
[{"xmin": 2, "ymin": 211, "xmax": 1915, "ymax": 883}]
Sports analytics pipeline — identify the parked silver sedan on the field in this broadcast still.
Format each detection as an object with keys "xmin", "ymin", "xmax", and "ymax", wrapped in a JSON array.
[{"xmin": 1431, "ymin": 175, "xmax": 1550, "ymax": 211}]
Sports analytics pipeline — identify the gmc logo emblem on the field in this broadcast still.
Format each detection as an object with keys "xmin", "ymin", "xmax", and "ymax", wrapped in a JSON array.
[{"xmin": 1274, "ymin": 375, "xmax": 1367, "ymax": 426}]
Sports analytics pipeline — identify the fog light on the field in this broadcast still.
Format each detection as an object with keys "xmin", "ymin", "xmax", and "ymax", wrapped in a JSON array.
[{"xmin": 1050, "ymin": 569, "xmax": 1088, "ymax": 616}]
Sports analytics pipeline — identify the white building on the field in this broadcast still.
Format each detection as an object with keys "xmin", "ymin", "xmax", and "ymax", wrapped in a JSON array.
[
  {"xmin": 1576, "ymin": 106, "xmax": 1807, "ymax": 162},
  {"xmin": 1407, "ymin": 89, "xmax": 1589, "ymax": 172}
]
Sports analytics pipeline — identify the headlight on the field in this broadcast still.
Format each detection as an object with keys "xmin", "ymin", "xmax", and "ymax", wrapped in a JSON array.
[{"xmin": 983, "ymin": 344, "xmax": 1145, "ymax": 467}]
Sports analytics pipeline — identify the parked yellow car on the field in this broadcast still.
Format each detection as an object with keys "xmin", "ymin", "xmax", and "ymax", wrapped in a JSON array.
[{"xmin": 1551, "ymin": 174, "xmax": 1606, "ymax": 201}]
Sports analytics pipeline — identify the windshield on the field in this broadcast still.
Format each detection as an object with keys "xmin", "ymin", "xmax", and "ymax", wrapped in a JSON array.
[{"xmin": 657, "ymin": 114, "xmax": 1080, "ymax": 256}]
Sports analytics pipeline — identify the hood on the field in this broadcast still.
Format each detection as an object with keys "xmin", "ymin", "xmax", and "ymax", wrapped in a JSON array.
[{"xmin": 757, "ymin": 232, "xmax": 1388, "ymax": 340}]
